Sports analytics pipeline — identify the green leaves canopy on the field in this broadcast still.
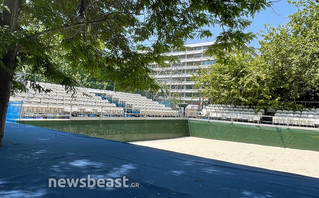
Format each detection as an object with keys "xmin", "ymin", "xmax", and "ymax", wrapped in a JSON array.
[
  {"xmin": 195, "ymin": 50, "xmax": 269, "ymax": 110},
  {"xmin": 0, "ymin": 0, "xmax": 269, "ymax": 92},
  {"xmin": 259, "ymin": 0, "xmax": 319, "ymax": 109},
  {"xmin": 195, "ymin": 0, "xmax": 319, "ymax": 111}
]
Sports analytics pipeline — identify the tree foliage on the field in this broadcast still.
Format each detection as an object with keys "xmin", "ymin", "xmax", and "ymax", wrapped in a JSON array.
[
  {"xmin": 0, "ymin": 0, "xmax": 270, "ymax": 93},
  {"xmin": 195, "ymin": 50, "xmax": 269, "ymax": 110},
  {"xmin": 259, "ymin": 0, "xmax": 319, "ymax": 109},
  {"xmin": 195, "ymin": 0, "xmax": 319, "ymax": 110},
  {"xmin": 0, "ymin": 0, "xmax": 270, "ymax": 145}
]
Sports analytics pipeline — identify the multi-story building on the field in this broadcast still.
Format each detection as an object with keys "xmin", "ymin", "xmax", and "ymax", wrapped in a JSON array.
[{"xmin": 151, "ymin": 41, "xmax": 215, "ymax": 106}]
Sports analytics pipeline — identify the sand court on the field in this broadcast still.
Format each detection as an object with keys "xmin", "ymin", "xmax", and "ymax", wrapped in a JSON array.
[{"xmin": 132, "ymin": 137, "xmax": 319, "ymax": 178}]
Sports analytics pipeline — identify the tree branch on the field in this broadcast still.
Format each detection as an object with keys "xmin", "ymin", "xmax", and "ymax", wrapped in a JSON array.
[{"xmin": 26, "ymin": 10, "xmax": 138, "ymax": 40}]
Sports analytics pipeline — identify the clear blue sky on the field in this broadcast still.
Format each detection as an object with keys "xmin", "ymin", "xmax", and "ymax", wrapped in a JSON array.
[{"xmin": 187, "ymin": 0, "xmax": 299, "ymax": 48}]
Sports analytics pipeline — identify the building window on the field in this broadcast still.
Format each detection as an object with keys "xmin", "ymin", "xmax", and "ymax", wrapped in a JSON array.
[
  {"xmin": 173, "ymin": 77, "xmax": 182, "ymax": 81},
  {"xmin": 173, "ymin": 85, "xmax": 184, "ymax": 89},
  {"xmin": 185, "ymin": 93, "xmax": 193, "ymax": 97},
  {"xmin": 187, "ymin": 54, "xmax": 193, "ymax": 59},
  {"xmin": 187, "ymin": 70, "xmax": 196, "ymax": 74},
  {"xmin": 193, "ymin": 53, "xmax": 202, "ymax": 58},
  {"xmin": 194, "ymin": 47, "xmax": 202, "ymax": 50},
  {"xmin": 186, "ymin": 85, "xmax": 193, "ymax": 89},
  {"xmin": 202, "ymin": 60, "xmax": 215, "ymax": 65}
]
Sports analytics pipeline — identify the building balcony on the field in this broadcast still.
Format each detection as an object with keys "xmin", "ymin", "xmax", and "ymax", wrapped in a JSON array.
[
  {"xmin": 180, "ymin": 57, "xmax": 214, "ymax": 63},
  {"xmin": 165, "ymin": 81, "xmax": 196, "ymax": 86},
  {"xmin": 151, "ymin": 74, "xmax": 193, "ymax": 79},
  {"xmin": 170, "ymin": 89, "xmax": 199, "ymax": 93},
  {"xmin": 164, "ymin": 49, "xmax": 206, "ymax": 56},
  {"xmin": 151, "ymin": 64, "xmax": 211, "ymax": 72},
  {"xmin": 183, "ymin": 97, "xmax": 201, "ymax": 101}
]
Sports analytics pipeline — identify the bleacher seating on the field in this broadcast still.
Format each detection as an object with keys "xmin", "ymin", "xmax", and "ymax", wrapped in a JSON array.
[
  {"xmin": 9, "ymin": 83, "xmax": 319, "ymax": 128},
  {"xmin": 9, "ymin": 82, "xmax": 178, "ymax": 119},
  {"xmin": 201, "ymin": 104, "xmax": 263, "ymax": 123},
  {"xmin": 273, "ymin": 110, "xmax": 319, "ymax": 127},
  {"xmin": 186, "ymin": 105, "xmax": 200, "ymax": 118},
  {"xmin": 199, "ymin": 104, "xmax": 319, "ymax": 127}
]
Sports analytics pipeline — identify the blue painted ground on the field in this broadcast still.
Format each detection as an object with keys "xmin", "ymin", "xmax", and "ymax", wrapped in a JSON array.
[{"xmin": 0, "ymin": 122, "xmax": 319, "ymax": 198}]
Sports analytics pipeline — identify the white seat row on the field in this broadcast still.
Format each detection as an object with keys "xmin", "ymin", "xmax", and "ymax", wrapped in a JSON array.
[
  {"xmin": 201, "ymin": 104, "xmax": 263, "ymax": 122},
  {"xmin": 10, "ymin": 82, "xmax": 179, "ymax": 118},
  {"xmin": 273, "ymin": 113, "xmax": 319, "ymax": 126}
]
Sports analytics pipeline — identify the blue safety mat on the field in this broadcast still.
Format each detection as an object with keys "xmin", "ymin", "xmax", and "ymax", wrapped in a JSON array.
[
  {"xmin": 6, "ymin": 102, "xmax": 23, "ymax": 122},
  {"xmin": 0, "ymin": 122, "xmax": 319, "ymax": 198}
]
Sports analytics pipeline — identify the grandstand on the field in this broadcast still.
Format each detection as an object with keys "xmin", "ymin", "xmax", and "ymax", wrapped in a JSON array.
[
  {"xmin": 183, "ymin": 104, "xmax": 319, "ymax": 128},
  {"xmin": 199, "ymin": 104, "xmax": 263, "ymax": 123},
  {"xmin": 9, "ymin": 82, "xmax": 179, "ymax": 119},
  {"xmin": 185, "ymin": 105, "xmax": 200, "ymax": 118},
  {"xmin": 273, "ymin": 110, "xmax": 319, "ymax": 127},
  {"xmin": 8, "ymin": 82, "xmax": 319, "ymax": 128}
]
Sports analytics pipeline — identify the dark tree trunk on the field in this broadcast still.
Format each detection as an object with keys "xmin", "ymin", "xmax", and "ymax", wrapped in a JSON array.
[
  {"xmin": 0, "ymin": 51, "xmax": 16, "ymax": 146},
  {"xmin": 0, "ymin": 0, "xmax": 23, "ymax": 146}
]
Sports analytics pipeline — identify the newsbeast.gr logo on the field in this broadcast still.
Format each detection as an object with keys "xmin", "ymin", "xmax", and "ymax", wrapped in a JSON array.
[{"xmin": 48, "ymin": 175, "xmax": 140, "ymax": 188}]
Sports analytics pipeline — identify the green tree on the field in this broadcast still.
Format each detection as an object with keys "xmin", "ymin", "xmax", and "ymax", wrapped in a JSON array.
[
  {"xmin": 259, "ymin": 0, "xmax": 319, "ymax": 110},
  {"xmin": 194, "ymin": 49, "xmax": 269, "ymax": 110},
  {"xmin": 195, "ymin": 0, "xmax": 319, "ymax": 111},
  {"xmin": 0, "ymin": 0, "xmax": 269, "ymax": 146}
]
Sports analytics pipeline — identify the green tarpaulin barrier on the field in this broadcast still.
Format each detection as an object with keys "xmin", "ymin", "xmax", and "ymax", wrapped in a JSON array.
[
  {"xmin": 19, "ymin": 119, "xmax": 319, "ymax": 151},
  {"xmin": 188, "ymin": 120, "xmax": 319, "ymax": 151},
  {"xmin": 19, "ymin": 119, "xmax": 189, "ymax": 142}
]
